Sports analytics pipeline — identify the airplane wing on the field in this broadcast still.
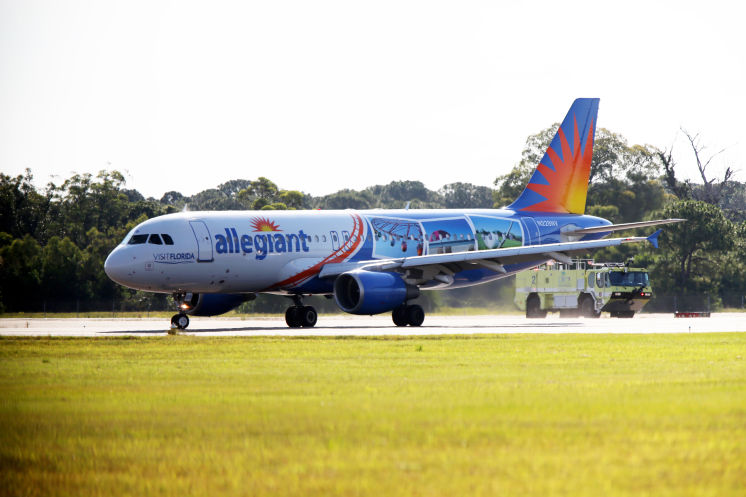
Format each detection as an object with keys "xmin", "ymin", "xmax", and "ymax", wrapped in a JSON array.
[
  {"xmin": 318, "ymin": 231, "xmax": 662, "ymax": 284},
  {"xmin": 564, "ymin": 218, "xmax": 685, "ymax": 235}
]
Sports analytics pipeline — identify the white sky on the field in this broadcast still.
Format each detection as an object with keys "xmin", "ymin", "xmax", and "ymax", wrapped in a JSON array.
[{"xmin": 1, "ymin": 0, "xmax": 744, "ymax": 199}]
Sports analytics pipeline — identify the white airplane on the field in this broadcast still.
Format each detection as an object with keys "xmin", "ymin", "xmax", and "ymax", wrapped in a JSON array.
[{"xmin": 104, "ymin": 98, "xmax": 682, "ymax": 329}]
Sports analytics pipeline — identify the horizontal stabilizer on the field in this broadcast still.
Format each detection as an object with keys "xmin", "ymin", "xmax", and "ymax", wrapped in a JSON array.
[
  {"xmin": 647, "ymin": 229, "xmax": 662, "ymax": 249},
  {"xmin": 565, "ymin": 218, "xmax": 685, "ymax": 235}
]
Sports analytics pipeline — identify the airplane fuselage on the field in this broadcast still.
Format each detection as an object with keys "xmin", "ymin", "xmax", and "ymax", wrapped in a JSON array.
[{"xmin": 104, "ymin": 208, "xmax": 611, "ymax": 295}]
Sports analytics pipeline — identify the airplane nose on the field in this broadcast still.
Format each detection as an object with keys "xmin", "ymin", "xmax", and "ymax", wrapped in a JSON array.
[{"xmin": 104, "ymin": 247, "xmax": 130, "ymax": 284}]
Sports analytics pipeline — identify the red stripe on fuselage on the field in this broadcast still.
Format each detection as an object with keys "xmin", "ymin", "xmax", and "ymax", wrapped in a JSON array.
[{"xmin": 265, "ymin": 213, "xmax": 365, "ymax": 291}]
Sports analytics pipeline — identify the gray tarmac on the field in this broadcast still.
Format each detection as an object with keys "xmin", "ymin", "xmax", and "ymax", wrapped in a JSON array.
[{"xmin": 1, "ymin": 313, "xmax": 744, "ymax": 336}]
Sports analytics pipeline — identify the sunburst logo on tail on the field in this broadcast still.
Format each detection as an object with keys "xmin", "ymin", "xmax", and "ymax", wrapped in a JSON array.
[
  {"xmin": 508, "ymin": 98, "xmax": 599, "ymax": 214},
  {"xmin": 522, "ymin": 116, "xmax": 595, "ymax": 213},
  {"xmin": 251, "ymin": 217, "xmax": 281, "ymax": 232}
]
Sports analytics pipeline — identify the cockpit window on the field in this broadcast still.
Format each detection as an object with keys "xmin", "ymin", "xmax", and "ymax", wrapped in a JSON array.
[
  {"xmin": 161, "ymin": 234, "xmax": 174, "ymax": 245},
  {"xmin": 128, "ymin": 234, "xmax": 148, "ymax": 245},
  {"xmin": 148, "ymin": 234, "xmax": 163, "ymax": 245}
]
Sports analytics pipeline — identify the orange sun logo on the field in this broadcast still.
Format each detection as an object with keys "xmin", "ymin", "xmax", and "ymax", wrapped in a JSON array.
[{"xmin": 251, "ymin": 217, "xmax": 281, "ymax": 232}]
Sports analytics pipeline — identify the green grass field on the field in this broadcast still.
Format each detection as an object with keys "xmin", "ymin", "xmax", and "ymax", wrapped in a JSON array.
[{"xmin": 1, "ymin": 334, "xmax": 744, "ymax": 496}]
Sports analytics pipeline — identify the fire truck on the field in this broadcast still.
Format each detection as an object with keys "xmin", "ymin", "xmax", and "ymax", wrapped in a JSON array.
[{"xmin": 514, "ymin": 259, "xmax": 652, "ymax": 318}]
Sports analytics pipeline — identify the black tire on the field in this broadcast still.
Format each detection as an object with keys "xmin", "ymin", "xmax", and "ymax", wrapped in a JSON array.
[
  {"xmin": 580, "ymin": 296, "xmax": 599, "ymax": 318},
  {"xmin": 406, "ymin": 305, "xmax": 425, "ymax": 327},
  {"xmin": 619, "ymin": 311, "xmax": 635, "ymax": 318},
  {"xmin": 173, "ymin": 314, "xmax": 189, "ymax": 330},
  {"xmin": 392, "ymin": 306, "xmax": 408, "ymax": 327},
  {"xmin": 300, "ymin": 306, "xmax": 317, "ymax": 327},
  {"xmin": 526, "ymin": 295, "xmax": 544, "ymax": 318},
  {"xmin": 285, "ymin": 307, "xmax": 302, "ymax": 328}
]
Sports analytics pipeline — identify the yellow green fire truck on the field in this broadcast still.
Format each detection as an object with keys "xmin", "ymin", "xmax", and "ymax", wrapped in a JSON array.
[{"xmin": 515, "ymin": 259, "xmax": 652, "ymax": 318}]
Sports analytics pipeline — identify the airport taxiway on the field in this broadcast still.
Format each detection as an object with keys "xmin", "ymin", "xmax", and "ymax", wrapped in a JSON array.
[{"xmin": 1, "ymin": 313, "xmax": 744, "ymax": 336}]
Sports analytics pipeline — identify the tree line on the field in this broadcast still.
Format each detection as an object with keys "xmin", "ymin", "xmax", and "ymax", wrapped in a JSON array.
[{"xmin": 1, "ymin": 126, "xmax": 744, "ymax": 313}]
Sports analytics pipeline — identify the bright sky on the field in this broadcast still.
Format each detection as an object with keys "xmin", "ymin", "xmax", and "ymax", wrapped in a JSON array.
[{"xmin": 1, "ymin": 0, "xmax": 744, "ymax": 200}]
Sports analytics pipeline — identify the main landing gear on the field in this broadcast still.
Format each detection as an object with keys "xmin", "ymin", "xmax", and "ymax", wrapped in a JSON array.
[
  {"xmin": 285, "ymin": 295, "xmax": 318, "ymax": 328},
  {"xmin": 171, "ymin": 313, "xmax": 190, "ymax": 330},
  {"xmin": 392, "ymin": 304, "xmax": 425, "ymax": 327}
]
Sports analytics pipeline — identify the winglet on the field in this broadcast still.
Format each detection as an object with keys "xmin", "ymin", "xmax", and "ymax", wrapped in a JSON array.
[{"xmin": 647, "ymin": 229, "xmax": 662, "ymax": 249}]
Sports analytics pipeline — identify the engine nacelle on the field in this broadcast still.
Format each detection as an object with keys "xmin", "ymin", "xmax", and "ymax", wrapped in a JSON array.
[
  {"xmin": 179, "ymin": 293, "xmax": 253, "ymax": 316},
  {"xmin": 333, "ymin": 271, "xmax": 419, "ymax": 315}
]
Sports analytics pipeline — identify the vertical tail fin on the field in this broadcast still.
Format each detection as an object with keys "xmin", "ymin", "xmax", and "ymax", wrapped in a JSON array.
[{"xmin": 508, "ymin": 98, "xmax": 599, "ymax": 214}]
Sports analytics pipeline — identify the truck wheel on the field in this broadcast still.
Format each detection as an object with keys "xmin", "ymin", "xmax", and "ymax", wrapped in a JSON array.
[
  {"xmin": 526, "ymin": 295, "xmax": 544, "ymax": 318},
  {"xmin": 580, "ymin": 296, "xmax": 600, "ymax": 318}
]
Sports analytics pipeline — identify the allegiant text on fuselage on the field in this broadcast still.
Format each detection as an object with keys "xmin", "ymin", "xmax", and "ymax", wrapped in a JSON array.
[{"xmin": 215, "ymin": 228, "xmax": 310, "ymax": 260}]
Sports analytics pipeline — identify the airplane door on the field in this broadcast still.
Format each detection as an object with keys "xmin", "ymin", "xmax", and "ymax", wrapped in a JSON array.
[
  {"xmin": 522, "ymin": 218, "xmax": 541, "ymax": 245},
  {"xmin": 330, "ymin": 231, "xmax": 340, "ymax": 251},
  {"xmin": 189, "ymin": 220, "xmax": 214, "ymax": 262}
]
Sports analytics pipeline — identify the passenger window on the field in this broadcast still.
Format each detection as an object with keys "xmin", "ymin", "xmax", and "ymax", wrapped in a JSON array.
[
  {"xmin": 161, "ymin": 234, "xmax": 174, "ymax": 245},
  {"xmin": 148, "ymin": 234, "xmax": 163, "ymax": 245},
  {"xmin": 588, "ymin": 274, "xmax": 595, "ymax": 288},
  {"xmin": 128, "ymin": 234, "xmax": 148, "ymax": 245}
]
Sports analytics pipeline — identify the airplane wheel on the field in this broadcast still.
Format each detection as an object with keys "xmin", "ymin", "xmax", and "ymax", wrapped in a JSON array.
[
  {"xmin": 300, "ymin": 306, "xmax": 317, "ymax": 327},
  {"xmin": 285, "ymin": 307, "xmax": 302, "ymax": 328},
  {"xmin": 392, "ymin": 306, "xmax": 408, "ymax": 327},
  {"xmin": 171, "ymin": 314, "xmax": 189, "ymax": 330},
  {"xmin": 406, "ymin": 305, "xmax": 425, "ymax": 327}
]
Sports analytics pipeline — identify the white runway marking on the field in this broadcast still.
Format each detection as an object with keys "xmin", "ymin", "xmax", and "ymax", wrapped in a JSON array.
[{"xmin": 1, "ymin": 313, "xmax": 744, "ymax": 336}]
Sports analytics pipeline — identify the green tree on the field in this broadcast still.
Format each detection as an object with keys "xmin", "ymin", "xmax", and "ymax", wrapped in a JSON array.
[
  {"xmin": 0, "ymin": 234, "xmax": 43, "ymax": 311},
  {"xmin": 364, "ymin": 180, "xmax": 441, "ymax": 208},
  {"xmin": 188, "ymin": 188, "xmax": 243, "ymax": 210},
  {"xmin": 277, "ymin": 190, "xmax": 306, "ymax": 210},
  {"xmin": 217, "ymin": 179, "xmax": 251, "ymax": 197},
  {"xmin": 318, "ymin": 190, "xmax": 375, "ymax": 210},
  {"xmin": 439, "ymin": 182, "xmax": 494, "ymax": 208},
  {"xmin": 160, "ymin": 191, "xmax": 185, "ymax": 207},
  {"xmin": 237, "ymin": 177, "xmax": 280, "ymax": 210},
  {"xmin": 41, "ymin": 236, "xmax": 85, "ymax": 300},
  {"xmin": 0, "ymin": 169, "xmax": 50, "ymax": 240},
  {"xmin": 650, "ymin": 200, "xmax": 734, "ymax": 294}
]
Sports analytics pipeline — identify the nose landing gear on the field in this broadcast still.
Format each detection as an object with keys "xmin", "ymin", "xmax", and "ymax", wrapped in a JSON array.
[
  {"xmin": 171, "ymin": 292, "xmax": 192, "ymax": 330},
  {"xmin": 170, "ymin": 313, "xmax": 190, "ymax": 330}
]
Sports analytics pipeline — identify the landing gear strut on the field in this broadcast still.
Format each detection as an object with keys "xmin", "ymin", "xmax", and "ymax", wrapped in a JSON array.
[
  {"xmin": 171, "ymin": 313, "xmax": 190, "ymax": 330},
  {"xmin": 392, "ymin": 304, "xmax": 425, "ymax": 327},
  {"xmin": 285, "ymin": 295, "xmax": 318, "ymax": 328}
]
